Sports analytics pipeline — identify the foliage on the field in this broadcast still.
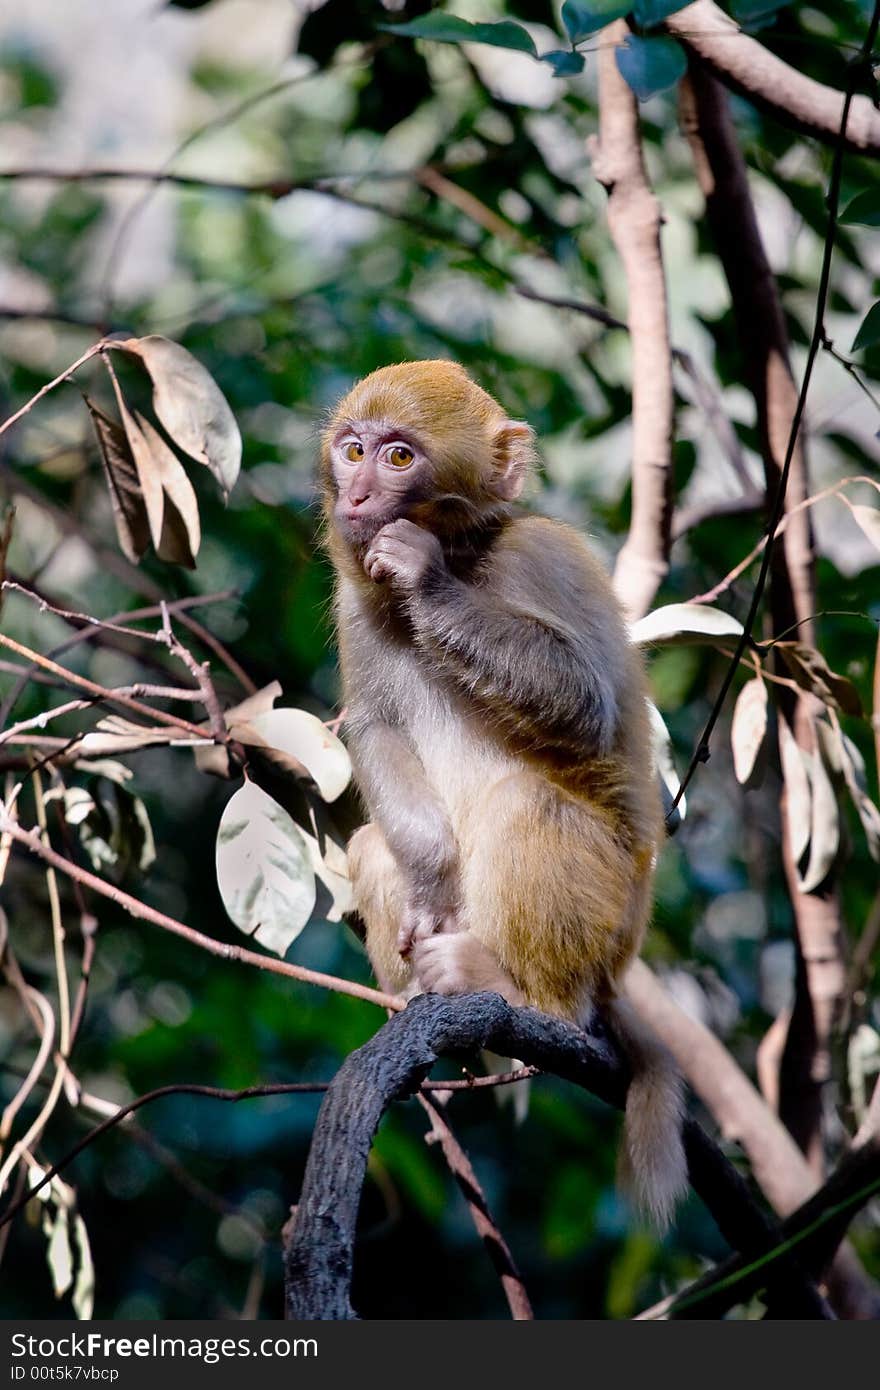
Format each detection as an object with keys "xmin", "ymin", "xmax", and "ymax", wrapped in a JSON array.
[{"xmin": 0, "ymin": 0, "xmax": 879, "ymax": 1320}]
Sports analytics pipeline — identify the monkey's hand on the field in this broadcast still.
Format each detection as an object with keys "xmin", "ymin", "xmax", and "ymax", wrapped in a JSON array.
[
  {"xmin": 364, "ymin": 520, "xmax": 445, "ymax": 592},
  {"xmin": 397, "ymin": 896, "xmax": 459, "ymax": 959},
  {"xmin": 412, "ymin": 932, "xmax": 524, "ymax": 1005}
]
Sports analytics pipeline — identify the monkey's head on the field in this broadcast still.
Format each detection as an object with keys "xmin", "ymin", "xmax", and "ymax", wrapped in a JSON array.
[{"xmin": 321, "ymin": 360, "xmax": 535, "ymax": 554}]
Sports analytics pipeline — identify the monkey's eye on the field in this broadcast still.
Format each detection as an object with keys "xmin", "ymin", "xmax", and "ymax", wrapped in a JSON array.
[
  {"xmin": 386, "ymin": 445, "xmax": 414, "ymax": 469},
  {"xmin": 344, "ymin": 441, "xmax": 365, "ymax": 463}
]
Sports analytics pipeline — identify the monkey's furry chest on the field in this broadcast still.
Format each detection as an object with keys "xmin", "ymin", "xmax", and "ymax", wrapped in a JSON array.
[
  {"xmin": 367, "ymin": 632, "xmax": 521, "ymax": 826},
  {"xmin": 410, "ymin": 690, "xmax": 520, "ymax": 825}
]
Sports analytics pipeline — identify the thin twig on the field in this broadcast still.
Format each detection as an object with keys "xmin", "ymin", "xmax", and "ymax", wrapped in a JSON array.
[
  {"xmin": 0, "ymin": 816, "xmax": 400, "ymax": 1013},
  {"xmin": 160, "ymin": 603, "xmax": 226, "ymax": 741},
  {"xmin": 419, "ymin": 1092, "xmax": 533, "ymax": 1320},
  {"xmin": 0, "ymin": 343, "xmax": 106, "ymax": 439},
  {"xmin": 0, "ymin": 1064, "xmax": 536, "ymax": 1231},
  {"xmin": 0, "ymin": 587, "xmax": 240, "ymax": 729},
  {"xmin": 0, "ymin": 632, "xmax": 213, "ymax": 743}
]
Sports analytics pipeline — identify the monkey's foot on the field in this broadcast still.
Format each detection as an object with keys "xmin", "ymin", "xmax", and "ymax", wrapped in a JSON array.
[
  {"xmin": 397, "ymin": 901, "xmax": 459, "ymax": 957},
  {"xmin": 412, "ymin": 932, "xmax": 522, "ymax": 1005}
]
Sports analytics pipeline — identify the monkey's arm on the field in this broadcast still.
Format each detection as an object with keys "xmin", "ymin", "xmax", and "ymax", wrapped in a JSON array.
[
  {"xmin": 372, "ymin": 522, "xmax": 623, "ymax": 755},
  {"xmin": 347, "ymin": 716, "xmax": 460, "ymax": 943},
  {"xmin": 419, "ymin": 591, "xmax": 605, "ymax": 749}
]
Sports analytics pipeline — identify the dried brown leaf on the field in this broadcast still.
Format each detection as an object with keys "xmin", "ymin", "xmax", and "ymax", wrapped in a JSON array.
[
  {"xmin": 776, "ymin": 642, "xmax": 863, "ymax": 717},
  {"xmin": 115, "ymin": 335, "xmax": 241, "ymax": 498},
  {"xmin": 85, "ymin": 396, "xmax": 150, "ymax": 564},
  {"xmin": 113, "ymin": 395, "xmax": 164, "ymax": 550}
]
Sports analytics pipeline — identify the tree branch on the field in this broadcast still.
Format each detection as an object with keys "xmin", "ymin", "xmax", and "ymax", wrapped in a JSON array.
[
  {"xmin": 666, "ymin": 1, "xmax": 880, "ymax": 156},
  {"xmin": 590, "ymin": 21, "xmax": 674, "ymax": 623},
  {"xmin": 663, "ymin": 1136, "xmax": 880, "ymax": 1319},
  {"xmin": 625, "ymin": 962, "xmax": 880, "ymax": 1318},
  {"xmin": 679, "ymin": 65, "xmax": 849, "ymax": 1175},
  {"xmin": 418, "ymin": 1093, "xmax": 533, "ymax": 1320},
  {"xmin": 0, "ymin": 817, "xmax": 399, "ymax": 1013},
  {"xmin": 284, "ymin": 992, "xmax": 830, "ymax": 1320}
]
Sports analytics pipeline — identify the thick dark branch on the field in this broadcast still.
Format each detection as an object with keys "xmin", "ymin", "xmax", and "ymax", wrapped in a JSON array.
[
  {"xmin": 283, "ymin": 993, "xmax": 832, "ymax": 1320},
  {"xmin": 666, "ymin": 1137, "xmax": 880, "ymax": 1318},
  {"xmin": 680, "ymin": 64, "xmax": 851, "ymax": 1182}
]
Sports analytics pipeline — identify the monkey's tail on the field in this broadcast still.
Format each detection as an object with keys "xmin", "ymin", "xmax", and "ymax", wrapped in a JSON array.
[{"xmin": 605, "ymin": 993, "xmax": 688, "ymax": 1230}]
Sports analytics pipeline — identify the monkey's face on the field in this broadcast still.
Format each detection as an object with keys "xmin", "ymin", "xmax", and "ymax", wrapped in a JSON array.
[
  {"xmin": 328, "ymin": 419, "xmax": 433, "ymax": 553},
  {"xmin": 322, "ymin": 362, "xmax": 538, "ymax": 556}
]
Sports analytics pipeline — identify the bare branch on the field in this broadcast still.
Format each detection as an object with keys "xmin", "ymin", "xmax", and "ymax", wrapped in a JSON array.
[
  {"xmin": 0, "ymin": 816, "xmax": 400, "ymax": 1013},
  {"xmin": 0, "ymin": 1065, "xmax": 535, "ymax": 1234},
  {"xmin": 666, "ymin": 1, "xmax": 880, "ymax": 156},
  {"xmin": 0, "ymin": 586, "xmax": 242, "ymax": 730},
  {"xmin": 590, "ymin": 22, "xmax": 674, "ymax": 623},
  {"xmin": 0, "ymin": 631, "xmax": 211, "ymax": 743},
  {"xmin": 419, "ymin": 1094, "xmax": 533, "ymax": 1320},
  {"xmin": 0, "ymin": 343, "xmax": 106, "ymax": 439},
  {"xmin": 159, "ymin": 603, "xmax": 226, "ymax": 742}
]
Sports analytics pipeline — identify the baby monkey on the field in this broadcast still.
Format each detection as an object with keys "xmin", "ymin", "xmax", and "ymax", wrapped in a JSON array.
[{"xmin": 321, "ymin": 360, "xmax": 686, "ymax": 1224}]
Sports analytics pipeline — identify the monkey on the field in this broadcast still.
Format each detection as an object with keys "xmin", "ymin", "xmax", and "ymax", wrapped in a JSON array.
[{"xmin": 320, "ymin": 359, "xmax": 687, "ymax": 1225}]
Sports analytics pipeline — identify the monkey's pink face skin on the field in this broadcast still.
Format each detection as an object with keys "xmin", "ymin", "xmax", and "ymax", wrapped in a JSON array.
[{"xmin": 330, "ymin": 419, "xmax": 429, "ymax": 550}]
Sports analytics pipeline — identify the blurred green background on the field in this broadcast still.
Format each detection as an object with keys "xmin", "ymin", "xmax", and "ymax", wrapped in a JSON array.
[{"xmin": 1, "ymin": 0, "xmax": 879, "ymax": 1319}]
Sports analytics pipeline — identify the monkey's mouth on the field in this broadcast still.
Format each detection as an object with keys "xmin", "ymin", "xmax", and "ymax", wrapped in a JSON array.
[{"xmin": 335, "ymin": 506, "xmax": 396, "ymax": 554}]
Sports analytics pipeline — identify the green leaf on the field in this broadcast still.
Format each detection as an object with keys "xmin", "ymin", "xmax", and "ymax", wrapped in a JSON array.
[
  {"xmin": 615, "ymin": 33, "xmax": 686, "ymax": 100},
  {"xmin": 729, "ymin": 0, "xmax": 787, "ymax": 30},
  {"xmin": 840, "ymin": 189, "xmax": 880, "ymax": 226},
  {"xmin": 380, "ymin": 15, "xmax": 536, "ymax": 56},
  {"xmin": 541, "ymin": 49, "xmax": 586, "ymax": 76},
  {"xmin": 216, "ymin": 779, "xmax": 316, "ymax": 955},
  {"xmin": 633, "ymin": 1, "xmax": 690, "ymax": 25},
  {"xmin": 853, "ymin": 300, "xmax": 880, "ymax": 351},
  {"xmin": 562, "ymin": 2, "xmax": 629, "ymax": 42}
]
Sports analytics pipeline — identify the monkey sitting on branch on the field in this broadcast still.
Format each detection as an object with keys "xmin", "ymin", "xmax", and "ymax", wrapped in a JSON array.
[{"xmin": 320, "ymin": 360, "xmax": 687, "ymax": 1225}]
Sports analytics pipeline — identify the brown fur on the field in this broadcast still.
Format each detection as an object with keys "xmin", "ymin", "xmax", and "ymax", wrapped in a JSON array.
[{"xmin": 323, "ymin": 360, "xmax": 686, "ymax": 1225}]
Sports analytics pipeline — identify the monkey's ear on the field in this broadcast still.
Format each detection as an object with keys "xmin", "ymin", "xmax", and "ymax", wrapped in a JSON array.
[{"xmin": 491, "ymin": 421, "xmax": 536, "ymax": 500}]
